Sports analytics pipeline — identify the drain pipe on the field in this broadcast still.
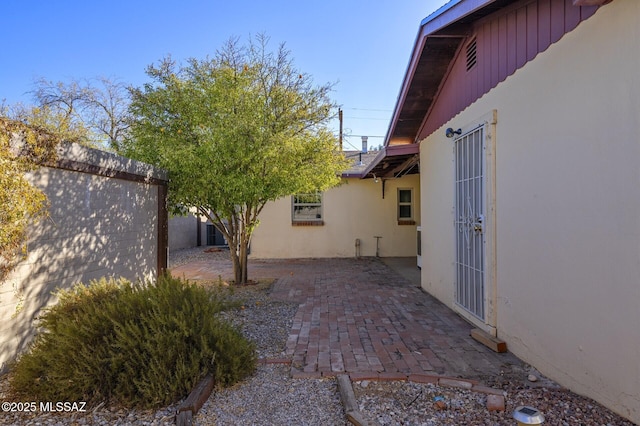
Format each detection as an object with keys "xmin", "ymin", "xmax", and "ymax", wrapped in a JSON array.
[
  {"xmin": 374, "ymin": 236, "xmax": 382, "ymax": 257},
  {"xmin": 355, "ymin": 238, "xmax": 361, "ymax": 258}
]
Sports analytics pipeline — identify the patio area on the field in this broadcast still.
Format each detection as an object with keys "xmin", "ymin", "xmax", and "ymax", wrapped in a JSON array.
[{"xmin": 171, "ymin": 253, "xmax": 531, "ymax": 385}]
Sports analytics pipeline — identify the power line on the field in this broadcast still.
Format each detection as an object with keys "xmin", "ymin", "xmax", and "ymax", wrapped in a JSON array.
[
  {"xmin": 345, "ymin": 134, "xmax": 385, "ymax": 138},
  {"xmin": 344, "ymin": 107, "xmax": 393, "ymax": 112},
  {"xmin": 340, "ymin": 134, "xmax": 386, "ymax": 151},
  {"xmin": 344, "ymin": 116, "xmax": 389, "ymax": 121},
  {"xmin": 341, "ymin": 138, "xmax": 361, "ymax": 151}
]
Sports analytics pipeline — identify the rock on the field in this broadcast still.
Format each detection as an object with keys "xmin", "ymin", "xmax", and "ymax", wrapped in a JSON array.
[
  {"xmin": 435, "ymin": 400, "xmax": 447, "ymax": 410},
  {"xmin": 528, "ymin": 374, "xmax": 539, "ymax": 382},
  {"xmin": 439, "ymin": 378, "xmax": 473, "ymax": 390},
  {"xmin": 486, "ymin": 394, "xmax": 505, "ymax": 412}
]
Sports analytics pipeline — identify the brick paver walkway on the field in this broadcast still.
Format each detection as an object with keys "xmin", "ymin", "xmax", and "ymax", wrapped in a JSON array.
[{"xmin": 171, "ymin": 256, "xmax": 526, "ymax": 382}]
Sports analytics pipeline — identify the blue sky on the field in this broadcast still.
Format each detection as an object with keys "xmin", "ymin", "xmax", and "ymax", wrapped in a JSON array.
[{"xmin": 1, "ymin": 0, "xmax": 445, "ymax": 151}]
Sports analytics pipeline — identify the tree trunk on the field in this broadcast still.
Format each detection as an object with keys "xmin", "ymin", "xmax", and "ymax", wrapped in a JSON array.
[
  {"xmin": 212, "ymin": 221, "xmax": 247, "ymax": 285},
  {"xmin": 200, "ymin": 204, "xmax": 263, "ymax": 286},
  {"xmin": 237, "ymin": 223, "xmax": 249, "ymax": 284},
  {"xmin": 239, "ymin": 241, "xmax": 247, "ymax": 284},
  {"xmin": 230, "ymin": 247, "xmax": 242, "ymax": 285}
]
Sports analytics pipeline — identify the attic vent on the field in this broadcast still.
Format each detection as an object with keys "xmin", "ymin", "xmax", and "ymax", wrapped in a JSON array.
[{"xmin": 466, "ymin": 37, "xmax": 477, "ymax": 71}]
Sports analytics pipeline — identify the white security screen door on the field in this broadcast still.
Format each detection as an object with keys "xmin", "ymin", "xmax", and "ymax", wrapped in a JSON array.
[{"xmin": 454, "ymin": 125, "xmax": 486, "ymax": 320}]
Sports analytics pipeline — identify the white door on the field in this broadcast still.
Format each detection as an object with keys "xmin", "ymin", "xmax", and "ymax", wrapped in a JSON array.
[{"xmin": 454, "ymin": 125, "xmax": 486, "ymax": 321}]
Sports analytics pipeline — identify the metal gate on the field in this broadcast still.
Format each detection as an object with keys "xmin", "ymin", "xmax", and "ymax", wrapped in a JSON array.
[{"xmin": 454, "ymin": 125, "xmax": 486, "ymax": 320}]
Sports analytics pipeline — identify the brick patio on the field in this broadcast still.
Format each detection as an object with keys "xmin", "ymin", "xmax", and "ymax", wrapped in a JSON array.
[{"xmin": 171, "ymin": 256, "xmax": 527, "ymax": 382}]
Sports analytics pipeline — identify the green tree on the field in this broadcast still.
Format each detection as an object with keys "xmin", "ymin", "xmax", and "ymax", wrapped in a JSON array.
[
  {"xmin": 0, "ymin": 117, "xmax": 59, "ymax": 282},
  {"xmin": 126, "ymin": 35, "xmax": 349, "ymax": 284}
]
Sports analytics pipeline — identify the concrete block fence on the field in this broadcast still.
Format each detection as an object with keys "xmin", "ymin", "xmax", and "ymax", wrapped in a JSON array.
[{"xmin": 0, "ymin": 142, "xmax": 168, "ymax": 372}]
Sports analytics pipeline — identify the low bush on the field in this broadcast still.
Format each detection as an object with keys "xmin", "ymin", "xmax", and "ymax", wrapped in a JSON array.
[{"xmin": 9, "ymin": 274, "xmax": 256, "ymax": 408}]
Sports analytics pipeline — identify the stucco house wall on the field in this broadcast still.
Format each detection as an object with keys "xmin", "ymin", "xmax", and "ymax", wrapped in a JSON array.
[
  {"xmin": 168, "ymin": 211, "xmax": 229, "ymax": 251},
  {"xmin": 419, "ymin": 0, "xmax": 639, "ymax": 421},
  {"xmin": 169, "ymin": 214, "xmax": 198, "ymax": 251},
  {"xmin": 0, "ymin": 142, "xmax": 168, "ymax": 372},
  {"xmin": 250, "ymin": 174, "xmax": 420, "ymax": 259}
]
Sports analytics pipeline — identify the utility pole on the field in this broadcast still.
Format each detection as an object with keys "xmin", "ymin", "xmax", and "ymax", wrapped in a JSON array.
[{"xmin": 339, "ymin": 108, "xmax": 343, "ymax": 151}]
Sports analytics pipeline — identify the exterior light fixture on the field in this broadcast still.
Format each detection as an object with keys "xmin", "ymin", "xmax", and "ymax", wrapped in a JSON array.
[
  {"xmin": 373, "ymin": 174, "xmax": 379, "ymax": 183},
  {"xmin": 513, "ymin": 406, "xmax": 545, "ymax": 425},
  {"xmin": 445, "ymin": 127, "xmax": 462, "ymax": 138}
]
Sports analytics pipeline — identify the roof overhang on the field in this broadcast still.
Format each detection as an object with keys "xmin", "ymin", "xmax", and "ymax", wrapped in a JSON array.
[
  {"xmin": 385, "ymin": 34, "xmax": 464, "ymax": 146},
  {"xmin": 358, "ymin": 144, "xmax": 420, "ymax": 179},
  {"xmin": 366, "ymin": 0, "xmax": 607, "ymax": 176},
  {"xmin": 364, "ymin": 0, "xmax": 515, "ymax": 178},
  {"xmin": 386, "ymin": 0, "xmax": 516, "ymax": 146}
]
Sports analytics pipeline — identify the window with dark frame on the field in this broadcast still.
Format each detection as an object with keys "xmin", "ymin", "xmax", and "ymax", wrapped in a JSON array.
[{"xmin": 398, "ymin": 188, "xmax": 413, "ymax": 220}]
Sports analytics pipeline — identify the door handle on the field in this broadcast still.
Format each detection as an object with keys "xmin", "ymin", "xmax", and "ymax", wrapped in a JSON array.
[{"xmin": 474, "ymin": 215, "xmax": 484, "ymax": 233}]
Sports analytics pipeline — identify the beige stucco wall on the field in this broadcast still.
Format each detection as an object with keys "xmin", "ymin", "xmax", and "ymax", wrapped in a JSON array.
[
  {"xmin": 0, "ymin": 143, "xmax": 165, "ymax": 372},
  {"xmin": 250, "ymin": 174, "xmax": 420, "ymax": 258},
  {"xmin": 419, "ymin": 0, "xmax": 639, "ymax": 422}
]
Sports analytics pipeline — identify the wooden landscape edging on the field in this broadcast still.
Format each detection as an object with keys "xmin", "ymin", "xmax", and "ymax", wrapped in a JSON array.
[{"xmin": 175, "ymin": 373, "xmax": 215, "ymax": 426}]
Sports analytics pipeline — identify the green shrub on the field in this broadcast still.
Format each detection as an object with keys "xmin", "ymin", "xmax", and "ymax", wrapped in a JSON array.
[{"xmin": 9, "ymin": 274, "xmax": 256, "ymax": 408}]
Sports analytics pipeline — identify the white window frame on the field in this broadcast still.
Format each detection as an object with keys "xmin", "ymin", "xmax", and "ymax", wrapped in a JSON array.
[{"xmin": 292, "ymin": 192, "xmax": 323, "ymax": 223}]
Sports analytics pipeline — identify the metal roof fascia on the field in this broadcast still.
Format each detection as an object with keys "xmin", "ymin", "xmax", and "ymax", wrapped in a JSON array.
[
  {"xmin": 386, "ymin": 144, "xmax": 420, "ymax": 157},
  {"xmin": 421, "ymin": 0, "xmax": 498, "ymax": 34},
  {"xmin": 384, "ymin": 27, "xmax": 428, "ymax": 148},
  {"xmin": 420, "ymin": 0, "xmax": 464, "ymax": 27}
]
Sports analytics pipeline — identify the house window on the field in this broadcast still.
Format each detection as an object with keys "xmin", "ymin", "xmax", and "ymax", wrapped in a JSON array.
[
  {"xmin": 398, "ymin": 188, "xmax": 414, "ymax": 224},
  {"xmin": 292, "ymin": 192, "xmax": 324, "ymax": 225}
]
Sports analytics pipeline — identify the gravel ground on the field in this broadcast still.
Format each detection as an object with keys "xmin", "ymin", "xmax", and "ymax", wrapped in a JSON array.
[
  {"xmin": 353, "ymin": 380, "xmax": 635, "ymax": 425},
  {"xmin": 194, "ymin": 364, "xmax": 347, "ymax": 426},
  {"xmin": 168, "ymin": 246, "xmax": 224, "ymax": 268},
  {"xmin": 0, "ymin": 246, "xmax": 635, "ymax": 425}
]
